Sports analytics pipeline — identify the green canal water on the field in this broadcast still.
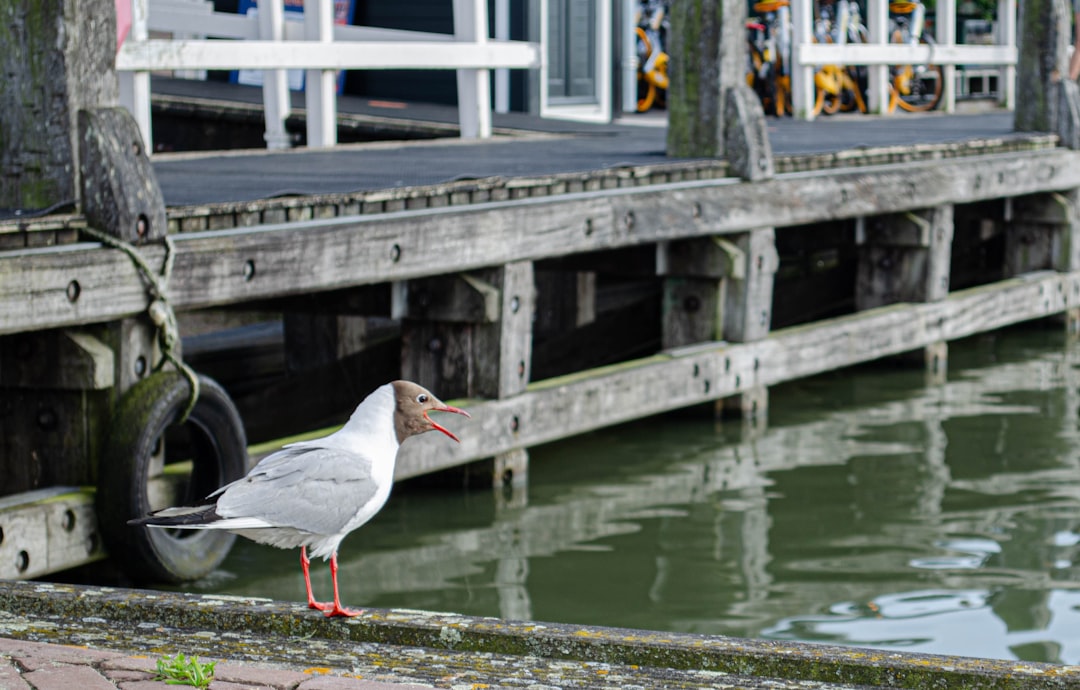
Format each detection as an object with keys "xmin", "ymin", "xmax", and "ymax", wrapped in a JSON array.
[{"xmin": 177, "ymin": 326, "xmax": 1080, "ymax": 665}]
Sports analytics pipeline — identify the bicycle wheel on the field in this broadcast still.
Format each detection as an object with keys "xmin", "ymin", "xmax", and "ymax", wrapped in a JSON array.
[{"xmin": 890, "ymin": 38, "xmax": 942, "ymax": 112}]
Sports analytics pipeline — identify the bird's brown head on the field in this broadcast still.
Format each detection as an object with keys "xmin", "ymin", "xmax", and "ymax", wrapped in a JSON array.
[{"xmin": 390, "ymin": 380, "xmax": 470, "ymax": 444}]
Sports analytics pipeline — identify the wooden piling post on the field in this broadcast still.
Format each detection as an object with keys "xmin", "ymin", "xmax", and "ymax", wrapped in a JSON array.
[
  {"xmin": 1014, "ymin": 0, "xmax": 1080, "ymax": 148},
  {"xmin": 0, "ymin": 0, "xmax": 163, "ymax": 497},
  {"xmin": 659, "ymin": 231, "xmax": 778, "ymax": 427},
  {"xmin": 398, "ymin": 262, "xmax": 535, "ymax": 489},
  {"xmin": 1005, "ymin": 191, "xmax": 1080, "ymax": 334},
  {"xmin": 0, "ymin": 0, "xmax": 169, "ymax": 575},
  {"xmin": 666, "ymin": 0, "xmax": 774, "ymax": 178},
  {"xmin": 0, "ymin": 0, "xmax": 119, "ymax": 211},
  {"xmin": 856, "ymin": 206, "xmax": 954, "ymax": 382}
]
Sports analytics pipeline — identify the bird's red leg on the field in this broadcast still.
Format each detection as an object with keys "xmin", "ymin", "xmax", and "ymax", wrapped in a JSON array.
[
  {"xmin": 301, "ymin": 547, "xmax": 330, "ymax": 611},
  {"xmin": 323, "ymin": 551, "xmax": 363, "ymax": 618}
]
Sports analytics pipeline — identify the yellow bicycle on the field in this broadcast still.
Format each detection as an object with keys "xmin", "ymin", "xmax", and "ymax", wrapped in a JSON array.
[{"xmin": 635, "ymin": 0, "xmax": 669, "ymax": 112}]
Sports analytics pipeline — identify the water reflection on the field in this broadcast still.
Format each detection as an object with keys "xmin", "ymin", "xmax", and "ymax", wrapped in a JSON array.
[{"xmin": 178, "ymin": 328, "xmax": 1080, "ymax": 664}]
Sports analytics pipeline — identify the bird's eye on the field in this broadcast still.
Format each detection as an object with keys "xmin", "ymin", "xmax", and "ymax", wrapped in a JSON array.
[{"xmin": 416, "ymin": 394, "xmax": 428, "ymax": 404}]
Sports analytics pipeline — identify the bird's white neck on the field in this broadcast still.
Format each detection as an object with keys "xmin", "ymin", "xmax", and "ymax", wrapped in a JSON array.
[{"xmin": 327, "ymin": 383, "xmax": 401, "ymax": 458}]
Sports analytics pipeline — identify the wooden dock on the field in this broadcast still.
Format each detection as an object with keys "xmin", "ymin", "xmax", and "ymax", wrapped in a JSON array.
[{"xmin": 4, "ymin": 100, "xmax": 1079, "ymax": 582}]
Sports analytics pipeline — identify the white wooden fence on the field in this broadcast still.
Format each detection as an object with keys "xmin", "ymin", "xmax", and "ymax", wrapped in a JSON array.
[
  {"xmin": 116, "ymin": 0, "xmax": 542, "ymax": 151},
  {"xmin": 787, "ymin": 0, "xmax": 1017, "ymax": 120},
  {"xmin": 116, "ymin": 0, "xmax": 1022, "ymax": 150}
]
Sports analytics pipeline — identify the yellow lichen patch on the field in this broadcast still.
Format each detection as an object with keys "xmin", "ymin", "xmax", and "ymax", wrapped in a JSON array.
[{"xmin": 303, "ymin": 667, "xmax": 333, "ymax": 675}]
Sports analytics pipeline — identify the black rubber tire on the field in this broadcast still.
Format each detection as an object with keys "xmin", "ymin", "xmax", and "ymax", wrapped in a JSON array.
[{"xmin": 96, "ymin": 370, "xmax": 248, "ymax": 584}]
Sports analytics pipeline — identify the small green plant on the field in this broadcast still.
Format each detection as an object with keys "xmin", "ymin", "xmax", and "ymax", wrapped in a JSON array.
[{"xmin": 154, "ymin": 652, "xmax": 216, "ymax": 688}]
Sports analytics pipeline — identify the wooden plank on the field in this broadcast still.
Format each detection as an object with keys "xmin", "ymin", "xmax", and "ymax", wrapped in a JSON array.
[
  {"xmin": 394, "ymin": 270, "xmax": 1079, "ymax": 478},
  {"xmin": 116, "ymin": 38, "xmax": 540, "ymax": 71},
  {"xmin": 3, "ymin": 150, "xmax": 1080, "ymax": 336},
  {"xmin": 0, "ymin": 331, "xmax": 114, "ymax": 390},
  {"xmin": 856, "ymin": 206, "xmax": 954, "ymax": 310},
  {"xmin": 723, "ymin": 228, "xmax": 779, "ymax": 343},
  {"xmin": 798, "ymin": 42, "xmax": 1016, "ymax": 67},
  {"xmin": 0, "ymin": 487, "xmax": 104, "ymax": 580}
]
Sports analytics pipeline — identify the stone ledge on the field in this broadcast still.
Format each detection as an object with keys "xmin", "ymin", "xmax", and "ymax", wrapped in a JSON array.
[{"xmin": 0, "ymin": 580, "xmax": 1076, "ymax": 689}]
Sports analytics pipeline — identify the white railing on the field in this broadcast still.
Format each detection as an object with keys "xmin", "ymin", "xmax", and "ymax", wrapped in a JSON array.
[
  {"xmin": 787, "ymin": 0, "xmax": 1017, "ymax": 120},
  {"xmin": 115, "ymin": 0, "xmax": 542, "ymax": 151}
]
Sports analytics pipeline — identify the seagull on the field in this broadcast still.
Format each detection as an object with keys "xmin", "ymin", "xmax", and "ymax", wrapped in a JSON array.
[{"xmin": 130, "ymin": 380, "xmax": 470, "ymax": 617}]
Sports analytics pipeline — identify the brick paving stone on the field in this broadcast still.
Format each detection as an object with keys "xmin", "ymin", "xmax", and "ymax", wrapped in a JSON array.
[
  {"xmin": 101, "ymin": 657, "xmax": 159, "ymax": 674},
  {"xmin": 0, "ymin": 638, "xmax": 123, "ymax": 667},
  {"xmin": 0, "ymin": 657, "xmax": 33, "ymax": 690},
  {"xmin": 102, "ymin": 668, "xmax": 154, "ymax": 683},
  {"xmin": 21, "ymin": 664, "xmax": 117, "ymax": 690},
  {"xmin": 213, "ymin": 661, "xmax": 310, "ymax": 688}
]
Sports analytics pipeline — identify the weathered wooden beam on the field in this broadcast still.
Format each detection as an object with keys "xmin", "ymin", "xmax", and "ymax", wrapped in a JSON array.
[
  {"xmin": 0, "ymin": 487, "xmax": 104, "ymax": 580},
  {"xmin": 395, "ymin": 270, "xmax": 1078, "ymax": 478},
  {"xmin": 393, "ymin": 273, "xmax": 501, "ymax": 323},
  {"xmin": 856, "ymin": 206, "xmax": 954, "ymax": 380},
  {"xmin": 3, "ymin": 151, "xmax": 1079, "ymax": 337},
  {"xmin": 723, "ymin": 229, "xmax": 779, "ymax": 344},
  {"xmin": 401, "ymin": 263, "xmax": 534, "ymax": 400},
  {"xmin": 1005, "ymin": 191, "xmax": 1080, "ymax": 274},
  {"xmin": 856, "ymin": 206, "xmax": 954, "ymax": 309},
  {"xmin": 1005, "ymin": 190, "xmax": 1080, "ymax": 334},
  {"xmin": 0, "ymin": 331, "xmax": 114, "ymax": 390}
]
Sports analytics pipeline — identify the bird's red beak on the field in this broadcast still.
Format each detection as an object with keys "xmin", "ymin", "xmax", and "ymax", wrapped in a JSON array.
[{"xmin": 426, "ymin": 404, "xmax": 470, "ymax": 442}]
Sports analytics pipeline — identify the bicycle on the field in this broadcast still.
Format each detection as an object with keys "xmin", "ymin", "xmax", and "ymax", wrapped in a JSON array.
[
  {"xmin": 812, "ymin": 0, "xmax": 868, "ymax": 115},
  {"xmin": 887, "ymin": 0, "xmax": 943, "ymax": 112},
  {"xmin": 635, "ymin": 0, "xmax": 670, "ymax": 112},
  {"xmin": 747, "ymin": 0, "xmax": 792, "ymax": 116}
]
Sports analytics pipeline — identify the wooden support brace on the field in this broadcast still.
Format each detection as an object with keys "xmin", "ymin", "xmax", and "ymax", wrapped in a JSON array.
[
  {"xmin": 723, "ymin": 228, "xmax": 779, "ymax": 344},
  {"xmin": 401, "ymin": 264, "xmax": 534, "ymax": 492},
  {"xmin": 394, "ymin": 273, "xmax": 501, "ymax": 324},
  {"xmin": 400, "ymin": 263, "xmax": 534, "ymax": 486},
  {"xmin": 0, "ymin": 321, "xmax": 154, "ymax": 493},
  {"xmin": 856, "ymin": 206, "xmax": 954, "ymax": 309},
  {"xmin": 856, "ymin": 206, "xmax": 954, "ymax": 379},
  {"xmin": 1006, "ymin": 191, "xmax": 1080, "ymax": 275}
]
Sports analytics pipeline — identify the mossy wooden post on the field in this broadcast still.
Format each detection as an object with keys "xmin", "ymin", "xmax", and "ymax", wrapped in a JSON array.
[
  {"xmin": 0, "ymin": 0, "xmax": 165, "ymax": 576},
  {"xmin": 398, "ymin": 262, "xmax": 535, "ymax": 492},
  {"xmin": 666, "ymin": 0, "xmax": 773, "ymax": 179},
  {"xmin": 1014, "ymin": 0, "xmax": 1080, "ymax": 148},
  {"xmin": 855, "ymin": 207, "xmax": 954, "ymax": 383},
  {"xmin": 1005, "ymin": 191, "xmax": 1080, "ymax": 334}
]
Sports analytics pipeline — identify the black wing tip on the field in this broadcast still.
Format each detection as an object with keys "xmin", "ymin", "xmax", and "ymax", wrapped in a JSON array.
[{"xmin": 127, "ymin": 506, "xmax": 222, "ymax": 527}]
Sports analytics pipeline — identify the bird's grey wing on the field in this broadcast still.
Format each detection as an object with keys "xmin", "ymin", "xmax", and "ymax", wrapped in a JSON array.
[{"xmin": 214, "ymin": 446, "xmax": 380, "ymax": 536}]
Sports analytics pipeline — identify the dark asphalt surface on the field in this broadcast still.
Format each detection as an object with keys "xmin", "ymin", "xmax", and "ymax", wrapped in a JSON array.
[{"xmin": 149, "ymin": 78, "xmax": 1030, "ymax": 206}]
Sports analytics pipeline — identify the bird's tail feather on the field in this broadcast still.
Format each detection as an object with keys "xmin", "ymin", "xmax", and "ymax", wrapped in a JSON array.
[{"xmin": 128, "ymin": 505, "xmax": 221, "ymax": 527}]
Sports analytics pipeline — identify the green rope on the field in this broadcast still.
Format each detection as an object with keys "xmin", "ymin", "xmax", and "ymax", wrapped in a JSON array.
[{"xmin": 81, "ymin": 226, "xmax": 200, "ymax": 422}]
